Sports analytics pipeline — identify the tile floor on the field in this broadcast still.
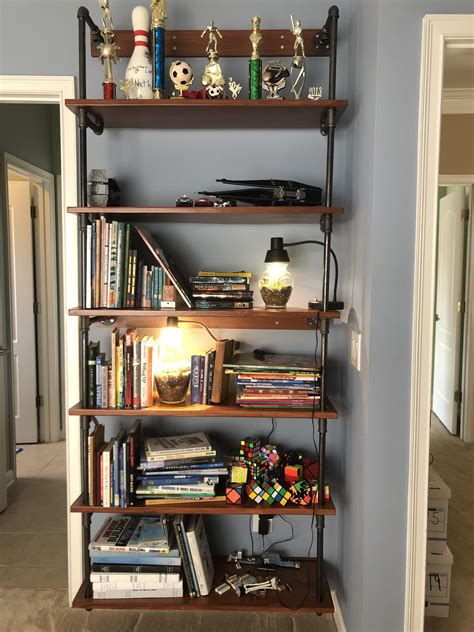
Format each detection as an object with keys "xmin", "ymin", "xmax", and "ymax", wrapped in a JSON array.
[{"xmin": 0, "ymin": 442, "xmax": 336, "ymax": 632}]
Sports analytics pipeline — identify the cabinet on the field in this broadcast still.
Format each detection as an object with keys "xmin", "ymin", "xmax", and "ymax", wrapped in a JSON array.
[{"xmin": 67, "ymin": 5, "xmax": 345, "ymax": 614}]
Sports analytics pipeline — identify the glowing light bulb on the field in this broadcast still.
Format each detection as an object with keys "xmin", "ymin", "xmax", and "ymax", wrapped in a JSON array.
[
  {"xmin": 155, "ymin": 319, "xmax": 191, "ymax": 404},
  {"xmin": 259, "ymin": 262, "xmax": 294, "ymax": 309}
]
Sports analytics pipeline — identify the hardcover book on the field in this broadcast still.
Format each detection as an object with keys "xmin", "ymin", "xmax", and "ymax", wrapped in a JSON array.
[{"xmin": 186, "ymin": 514, "xmax": 214, "ymax": 596}]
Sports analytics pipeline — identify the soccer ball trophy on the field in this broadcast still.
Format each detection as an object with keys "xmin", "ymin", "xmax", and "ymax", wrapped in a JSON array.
[{"xmin": 169, "ymin": 60, "xmax": 194, "ymax": 98}]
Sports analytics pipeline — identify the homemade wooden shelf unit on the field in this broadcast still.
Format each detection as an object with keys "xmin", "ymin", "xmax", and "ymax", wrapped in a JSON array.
[{"xmin": 68, "ymin": 5, "xmax": 345, "ymax": 614}]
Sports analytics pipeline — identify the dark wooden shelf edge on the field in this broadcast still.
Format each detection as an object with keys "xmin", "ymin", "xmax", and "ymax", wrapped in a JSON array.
[
  {"xmin": 70, "ymin": 494, "xmax": 336, "ymax": 516},
  {"xmin": 67, "ymin": 206, "xmax": 345, "ymax": 216},
  {"xmin": 72, "ymin": 557, "xmax": 334, "ymax": 613},
  {"xmin": 68, "ymin": 398, "xmax": 338, "ymax": 419}
]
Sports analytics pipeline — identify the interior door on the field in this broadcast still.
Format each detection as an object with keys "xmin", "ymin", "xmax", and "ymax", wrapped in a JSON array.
[
  {"xmin": 432, "ymin": 188, "xmax": 466, "ymax": 433},
  {"xmin": 7, "ymin": 173, "xmax": 39, "ymax": 443}
]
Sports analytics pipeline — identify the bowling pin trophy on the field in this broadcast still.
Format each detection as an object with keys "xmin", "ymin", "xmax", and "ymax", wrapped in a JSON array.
[
  {"xmin": 150, "ymin": 0, "xmax": 167, "ymax": 99},
  {"xmin": 121, "ymin": 6, "xmax": 154, "ymax": 99},
  {"xmin": 290, "ymin": 15, "xmax": 306, "ymax": 100},
  {"xmin": 97, "ymin": 0, "xmax": 119, "ymax": 99},
  {"xmin": 201, "ymin": 21, "xmax": 225, "ymax": 99},
  {"xmin": 249, "ymin": 16, "xmax": 263, "ymax": 100}
]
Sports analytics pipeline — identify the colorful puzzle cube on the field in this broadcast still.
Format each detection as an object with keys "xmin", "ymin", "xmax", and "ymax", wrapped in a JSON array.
[
  {"xmin": 246, "ymin": 480, "xmax": 265, "ymax": 504},
  {"xmin": 272, "ymin": 480, "xmax": 292, "ymax": 506},
  {"xmin": 260, "ymin": 444, "xmax": 281, "ymax": 469},
  {"xmin": 312, "ymin": 482, "xmax": 330, "ymax": 504},
  {"xmin": 231, "ymin": 461, "xmax": 248, "ymax": 484},
  {"xmin": 284, "ymin": 464, "xmax": 303, "ymax": 484},
  {"xmin": 248, "ymin": 455, "xmax": 267, "ymax": 480},
  {"xmin": 289, "ymin": 479, "xmax": 313, "ymax": 505},
  {"xmin": 226, "ymin": 482, "xmax": 243, "ymax": 504},
  {"xmin": 239, "ymin": 437, "xmax": 261, "ymax": 459}
]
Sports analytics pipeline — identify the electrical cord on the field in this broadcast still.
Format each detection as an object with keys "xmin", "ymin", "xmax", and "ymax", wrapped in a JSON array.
[
  {"xmin": 249, "ymin": 516, "xmax": 255, "ymax": 556},
  {"xmin": 284, "ymin": 240, "xmax": 340, "ymax": 303},
  {"xmin": 262, "ymin": 516, "xmax": 295, "ymax": 554},
  {"xmin": 266, "ymin": 417, "xmax": 276, "ymax": 445}
]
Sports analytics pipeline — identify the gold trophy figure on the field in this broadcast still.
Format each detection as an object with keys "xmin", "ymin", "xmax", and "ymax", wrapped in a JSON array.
[
  {"xmin": 151, "ymin": 0, "xmax": 167, "ymax": 28},
  {"xmin": 290, "ymin": 15, "xmax": 306, "ymax": 100},
  {"xmin": 97, "ymin": 0, "xmax": 119, "ymax": 99},
  {"xmin": 250, "ymin": 16, "xmax": 263, "ymax": 60},
  {"xmin": 201, "ymin": 20, "xmax": 223, "ymax": 55},
  {"xmin": 249, "ymin": 16, "xmax": 263, "ymax": 99}
]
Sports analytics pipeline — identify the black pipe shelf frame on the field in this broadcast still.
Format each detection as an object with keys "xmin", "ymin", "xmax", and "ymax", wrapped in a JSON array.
[{"xmin": 71, "ymin": 4, "xmax": 343, "ymax": 613}]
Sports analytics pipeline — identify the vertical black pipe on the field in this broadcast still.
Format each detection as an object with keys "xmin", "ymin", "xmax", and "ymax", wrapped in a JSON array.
[
  {"xmin": 316, "ymin": 5, "xmax": 339, "ymax": 605},
  {"xmin": 78, "ymin": 7, "xmax": 92, "ymax": 599}
]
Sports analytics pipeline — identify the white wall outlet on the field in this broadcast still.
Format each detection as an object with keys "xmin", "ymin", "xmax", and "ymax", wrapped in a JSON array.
[
  {"xmin": 351, "ymin": 330, "xmax": 361, "ymax": 371},
  {"xmin": 251, "ymin": 515, "xmax": 260, "ymax": 532}
]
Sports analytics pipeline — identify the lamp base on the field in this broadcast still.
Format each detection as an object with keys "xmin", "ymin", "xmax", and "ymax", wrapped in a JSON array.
[{"xmin": 308, "ymin": 298, "xmax": 345, "ymax": 311}]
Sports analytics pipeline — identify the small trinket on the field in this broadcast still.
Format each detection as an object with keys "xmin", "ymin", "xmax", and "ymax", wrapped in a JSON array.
[
  {"xmin": 308, "ymin": 86, "xmax": 323, "ymax": 100},
  {"xmin": 228, "ymin": 77, "xmax": 242, "ymax": 100}
]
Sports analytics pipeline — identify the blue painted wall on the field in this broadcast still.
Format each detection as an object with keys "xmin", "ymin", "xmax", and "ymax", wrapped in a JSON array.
[{"xmin": 1, "ymin": 1, "xmax": 472, "ymax": 629}]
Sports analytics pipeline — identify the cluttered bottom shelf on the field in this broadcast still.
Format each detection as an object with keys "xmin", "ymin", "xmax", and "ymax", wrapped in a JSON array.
[{"xmin": 72, "ymin": 557, "xmax": 333, "ymax": 613}]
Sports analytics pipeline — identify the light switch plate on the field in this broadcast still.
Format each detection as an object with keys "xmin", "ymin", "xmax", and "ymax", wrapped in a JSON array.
[{"xmin": 351, "ymin": 330, "xmax": 361, "ymax": 371}]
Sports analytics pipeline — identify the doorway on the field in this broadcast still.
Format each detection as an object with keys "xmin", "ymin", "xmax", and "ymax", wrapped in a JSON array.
[
  {"xmin": 406, "ymin": 14, "xmax": 474, "ymax": 632},
  {"xmin": 5, "ymin": 157, "xmax": 61, "ymax": 445}
]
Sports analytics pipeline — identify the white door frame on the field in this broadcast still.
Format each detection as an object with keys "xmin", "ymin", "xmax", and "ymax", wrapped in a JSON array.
[
  {"xmin": 5, "ymin": 154, "xmax": 61, "ymax": 443},
  {"xmin": 405, "ymin": 16, "xmax": 474, "ymax": 632},
  {"xmin": 0, "ymin": 76, "xmax": 80, "ymax": 604}
]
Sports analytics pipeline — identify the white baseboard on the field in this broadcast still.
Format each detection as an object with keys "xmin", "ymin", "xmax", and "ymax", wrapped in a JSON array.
[{"xmin": 331, "ymin": 590, "xmax": 347, "ymax": 632}]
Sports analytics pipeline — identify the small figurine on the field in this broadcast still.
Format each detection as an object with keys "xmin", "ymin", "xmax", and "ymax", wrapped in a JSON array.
[
  {"xmin": 228, "ymin": 77, "xmax": 242, "ymax": 100},
  {"xmin": 169, "ymin": 60, "xmax": 194, "ymax": 98},
  {"xmin": 290, "ymin": 15, "xmax": 306, "ymax": 100},
  {"xmin": 249, "ymin": 16, "xmax": 263, "ymax": 100},
  {"xmin": 308, "ymin": 86, "xmax": 323, "ymax": 100},
  {"xmin": 97, "ymin": 0, "xmax": 119, "ymax": 99},
  {"xmin": 262, "ymin": 60, "xmax": 289, "ymax": 99},
  {"xmin": 201, "ymin": 20, "xmax": 223, "ymax": 55},
  {"xmin": 150, "ymin": 0, "xmax": 167, "ymax": 98}
]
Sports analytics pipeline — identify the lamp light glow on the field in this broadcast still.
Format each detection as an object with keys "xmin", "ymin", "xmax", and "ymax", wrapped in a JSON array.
[
  {"xmin": 155, "ymin": 317, "xmax": 191, "ymax": 404},
  {"xmin": 259, "ymin": 238, "xmax": 294, "ymax": 308}
]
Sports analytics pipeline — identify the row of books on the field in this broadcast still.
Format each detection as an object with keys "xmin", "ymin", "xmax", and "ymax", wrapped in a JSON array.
[
  {"xmin": 190, "ymin": 339, "xmax": 235, "ymax": 405},
  {"xmin": 137, "ymin": 433, "xmax": 227, "ymax": 504},
  {"xmin": 224, "ymin": 353, "xmax": 322, "ymax": 410},
  {"xmin": 87, "ymin": 420, "xmax": 141, "ymax": 507},
  {"xmin": 86, "ymin": 220, "xmax": 195, "ymax": 310},
  {"xmin": 190, "ymin": 271, "xmax": 253, "ymax": 310},
  {"xmin": 89, "ymin": 514, "xmax": 214, "ymax": 599},
  {"xmin": 88, "ymin": 329, "xmax": 155, "ymax": 410}
]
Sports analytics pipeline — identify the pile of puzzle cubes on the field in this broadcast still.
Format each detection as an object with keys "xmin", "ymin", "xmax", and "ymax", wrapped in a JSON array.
[{"xmin": 225, "ymin": 436, "xmax": 330, "ymax": 507}]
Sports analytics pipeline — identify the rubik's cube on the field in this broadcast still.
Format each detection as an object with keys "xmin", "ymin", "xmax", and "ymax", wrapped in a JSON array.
[
  {"xmin": 240, "ymin": 437, "xmax": 261, "ymax": 459},
  {"xmin": 260, "ymin": 445, "xmax": 281, "ymax": 469},
  {"xmin": 284, "ymin": 464, "xmax": 303, "ymax": 484},
  {"xmin": 231, "ymin": 461, "xmax": 248, "ymax": 484},
  {"xmin": 226, "ymin": 482, "xmax": 243, "ymax": 504},
  {"xmin": 311, "ymin": 482, "xmax": 330, "ymax": 504},
  {"xmin": 289, "ymin": 479, "xmax": 313, "ymax": 506},
  {"xmin": 283, "ymin": 450, "xmax": 304, "ymax": 466},
  {"xmin": 248, "ymin": 455, "xmax": 267, "ymax": 480},
  {"xmin": 246, "ymin": 480, "xmax": 265, "ymax": 504}
]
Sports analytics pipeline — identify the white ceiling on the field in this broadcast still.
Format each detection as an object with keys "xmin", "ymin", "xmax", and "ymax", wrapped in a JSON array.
[{"xmin": 444, "ymin": 46, "xmax": 474, "ymax": 89}]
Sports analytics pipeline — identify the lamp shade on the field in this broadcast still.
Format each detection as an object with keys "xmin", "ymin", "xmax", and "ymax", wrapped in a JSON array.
[{"xmin": 264, "ymin": 237, "xmax": 290, "ymax": 263}]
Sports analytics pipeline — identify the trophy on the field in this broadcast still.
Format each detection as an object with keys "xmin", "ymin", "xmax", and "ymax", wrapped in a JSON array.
[
  {"xmin": 249, "ymin": 16, "xmax": 263, "ymax": 100},
  {"xmin": 290, "ymin": 15, "xmax": 306, "ymax": 100},
  {"xmin": 169, "ymin": 61, "xmax": 194, "ymax": 98},
  {"xmin": 150, "ymin": 0, "xmax": 167, "ymax": 99},
  {"xmin": 122, "ymin": 6, "xmax": 154, "ymax": 99},
  {"xmin": 201, "ymin": 20, "xmax": 225, "ymax": 99},
  {"xmin": 308, "ymin": 86, "xmax": 323, "ymax": 100},
  {"xmin": 262, "ymin": 60, "xmax": 289, "ymax": 99},
  {"xmin": 97, "ymin": 0, "xmax": 119, "ymax": 99},
  {"xmin": 228, "ymin": 78, "xmax": 242, "ymax": 100}
]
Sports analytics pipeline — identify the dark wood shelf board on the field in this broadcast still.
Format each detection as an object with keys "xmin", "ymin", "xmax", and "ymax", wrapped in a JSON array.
[
  {"xmin": 70, "ymin": 493, "xmax": 335, "ymax": 516},
  {"xmin": 65, "ymin": 99, "xmax": 348, "ymax": 130},
  {"xmin": 67, "ymin": 205, "xmax": 344, "ymax": 224},
  {"xmin": 73, "ymin": 557, "xmax": 334, "ymax": 613},
  {"xmin": 69, "ymin": 397, "xmax": 337, "ymax": 419},
  {"xmin": 69, "ymin": 307, "xmax": 339, "ymax": 330},
  {"xmin": 91, "ymin": 29, "xmax": 329, "ymax": 59}
]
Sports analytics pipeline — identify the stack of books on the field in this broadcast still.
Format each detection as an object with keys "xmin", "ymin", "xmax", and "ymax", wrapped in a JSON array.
[
  {"xmin": 190, "ymin": 339, "xmax": 236, "ymax": 405},
  {"xmin": 190, "ymin": 271, "xmax": 253, "ymax": 309},
  {"xmin": 224, "ymin": 353, "xmax": 321, "ymax": 410},
  {"xmin": 88, "ymin": 329, "xmax": 156, "ymax": 410},
  {"xmin": 137, "ymin": 432, "xmax": 228, "ymax": 504},
  {"xmin": 89, "ymin": 516, "xmax": 183, "ymax": 599}
]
